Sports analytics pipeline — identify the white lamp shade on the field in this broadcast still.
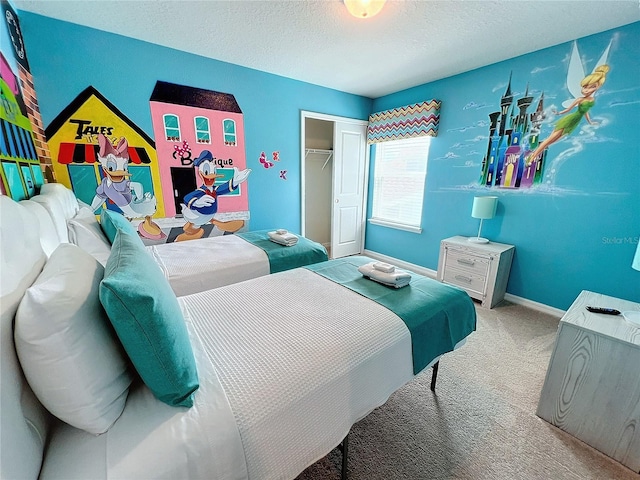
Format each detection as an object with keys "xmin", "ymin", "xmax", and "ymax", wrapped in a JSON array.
[
  {"xmin": 344, "ymin": 0, "xmax": 386, "ymax": 18},
  {"xmin": 633, "ymin": 240, "xmax": 640, "ymax": 271},
  {"xmin": 471, "ymin": 196, "xmax": 498, "ymax": 220}
]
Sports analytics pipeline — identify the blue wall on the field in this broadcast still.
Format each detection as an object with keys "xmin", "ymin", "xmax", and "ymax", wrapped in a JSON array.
[
  {"xmin": 18, "ymin": 12, "xmax": 372, "ymax": 234},
  {"xmin": 19, "ymin": 12, "xmax": 639, "ymax": 309},
  {"xmin": 366, "ymin": 22, "xmax": 640, "ymax": 309}
]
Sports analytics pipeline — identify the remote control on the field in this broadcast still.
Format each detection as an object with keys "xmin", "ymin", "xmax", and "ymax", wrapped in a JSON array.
[{"xmin": 586, "ymin": 306, "xmax": 621, "ymax": 315}]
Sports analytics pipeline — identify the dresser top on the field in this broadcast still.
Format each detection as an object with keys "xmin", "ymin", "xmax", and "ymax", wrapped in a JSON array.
[
  {"xmin": 442, "ymin": 236, "xmax": 515, "ymax": 253},
  {"xmin": 563, "ymin": 290, "xmax": 640, "ymax": 346}
]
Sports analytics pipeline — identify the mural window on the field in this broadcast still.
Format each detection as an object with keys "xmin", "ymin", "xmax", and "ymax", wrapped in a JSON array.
[
  {"xmin": 20, "ymin": 164, "xmax": 35, "ymax": 197},
  {"xmin": 194, "ymin": 116, "xmax": 211, "ymax": 144},
  {"xmin": 222, "ymin": 119, "xmax": 237, "ymax": 146},
  {"xmin": 30, "ymin": 164, "xmax": 44, "ymax": 189},
  {"xmin": 2, "ymin": 161, "xmax": 26, "ymax": 200},
  {"xmin": 369, "ymin": 136, "xmax": 431, "ymax": 233},
  {"xmin": 68, "ymin": 164, "xmax": 99, "ymax": 206},
  {"xmin": 163, "ymin": 114, "xmax": 181, "ymax": 142}
]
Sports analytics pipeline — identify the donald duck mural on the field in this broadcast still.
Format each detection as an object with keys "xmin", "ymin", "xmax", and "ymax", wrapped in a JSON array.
[
  {"xmin": 177, "ymin": 150, "xmax": 251, "ymax": 242},
  {"xmin": 90, "ymin": 133, "xmax": 163, "ymax": 239}
]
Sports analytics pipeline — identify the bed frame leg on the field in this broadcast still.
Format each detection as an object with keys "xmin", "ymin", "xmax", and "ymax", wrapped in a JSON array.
[
  {"xmin": 430, "ymin": 360, "xmax": 440, "ymax": 391},
  {"xmin": 339, "ymin": 432, "xmax": 349, "ymax": 480}
]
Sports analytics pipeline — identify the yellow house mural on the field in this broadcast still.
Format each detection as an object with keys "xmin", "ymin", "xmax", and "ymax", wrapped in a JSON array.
[{"xmin": 45, "ymin": 86, "xmax": 166, "ymax": 218}]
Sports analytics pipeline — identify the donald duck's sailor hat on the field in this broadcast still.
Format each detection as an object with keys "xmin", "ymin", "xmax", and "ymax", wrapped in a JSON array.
[{"xmin": 193, "ymin": 150, "xmax": 214, "ymax": 166}]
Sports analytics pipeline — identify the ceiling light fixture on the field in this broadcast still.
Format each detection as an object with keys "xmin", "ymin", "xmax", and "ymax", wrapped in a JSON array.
[{"xmin": 344, "ymin": 0, "xmax": 386, "ymax": 19}]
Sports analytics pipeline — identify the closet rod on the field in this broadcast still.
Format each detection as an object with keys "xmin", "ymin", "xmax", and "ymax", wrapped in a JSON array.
[{"xmin": 305, "ymin": 148, "xmax": 333, "ymax": 170}]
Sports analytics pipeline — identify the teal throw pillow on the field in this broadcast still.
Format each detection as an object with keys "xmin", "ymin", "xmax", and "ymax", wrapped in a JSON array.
[
  {"xmin": 99, "ymin": 230, "xmax": 199, "ymax": 407},
  {"xmin": 100, "ymin": 209, "xmax": 140, "ymax": 245}
]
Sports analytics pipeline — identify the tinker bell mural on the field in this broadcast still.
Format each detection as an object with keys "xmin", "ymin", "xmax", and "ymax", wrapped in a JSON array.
[
  {"xmin": 479, "ymin": 39, "xmax": 612, "ymax": 189},
  {"xmin": 90, "ymin": 133, "xmax": 164, "ymax": 239}
]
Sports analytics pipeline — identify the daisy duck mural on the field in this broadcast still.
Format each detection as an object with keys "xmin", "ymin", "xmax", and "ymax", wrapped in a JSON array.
[
  {"xmin": 479, "ymin": 39, "xmax": 611, "ymax": 189},
  {"xmin": 90, "ymin": 133, "xmax": 163, "ymax": 239},
  {"xmin": 177, "ymin": 149, "xmax": 251, "ymax": 242}
]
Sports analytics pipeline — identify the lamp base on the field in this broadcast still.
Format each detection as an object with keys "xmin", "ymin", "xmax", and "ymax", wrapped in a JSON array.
[{"xmin": 468, "ymin": 237, "xmax": 489, "ymax": 244}]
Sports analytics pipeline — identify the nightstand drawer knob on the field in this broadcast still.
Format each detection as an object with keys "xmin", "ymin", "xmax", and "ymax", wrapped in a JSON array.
[
  {"xmin": 454, "ymin": 274, "xmax": 473, "ymax": 283},
  {"xmin": 457, "ymin": 258, "xmax": 475, "ymax": 266}
]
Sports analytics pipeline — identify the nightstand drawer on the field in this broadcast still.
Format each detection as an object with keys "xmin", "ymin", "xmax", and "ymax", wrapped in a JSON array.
[
  {"xmin": 437, "ymin": 236, "xmax": 515, "ymax": 309},
  {"xmin": 444, "ymin": 248, "xmax": 490, "ymax": 276},
  {"xmin": 442, "ymin": 266, "xmax": 486, "ymax": 294}
]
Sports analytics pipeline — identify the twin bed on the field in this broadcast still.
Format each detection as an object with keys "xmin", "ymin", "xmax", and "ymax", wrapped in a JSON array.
[
  {"xmin": 26, "ymin": 183, "xmax": 328, "ymax": 296},
  {"xmin": 0, "ymin": 184, "xmax": 477, "ymax": 480}
]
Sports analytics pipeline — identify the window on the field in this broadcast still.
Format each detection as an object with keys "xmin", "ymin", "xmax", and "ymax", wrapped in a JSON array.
[
  {"xmin": 194, "ymin": 116, "xmax": 211, "ymax": 144},
  {"xmin": 222, "ymin": 119, "xmax": 236, "ymax": 146},
  {"xmin": 163, "ymin": 114, "xmax": 181, "ymax": 142},
  {"xmin": 369, "ymin": 136, "xmax": 431, "ymax": 233}
]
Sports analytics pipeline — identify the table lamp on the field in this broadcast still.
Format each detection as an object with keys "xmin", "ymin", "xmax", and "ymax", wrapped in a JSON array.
[{"xmin": 469, "ymin": 196, "xmax": 498, "ymax": 244}]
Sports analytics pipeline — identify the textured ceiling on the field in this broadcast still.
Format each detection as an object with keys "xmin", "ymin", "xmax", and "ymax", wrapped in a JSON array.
[{"xmin": 13, "ymin": 0, "xmax": 640, "ymax": 98}]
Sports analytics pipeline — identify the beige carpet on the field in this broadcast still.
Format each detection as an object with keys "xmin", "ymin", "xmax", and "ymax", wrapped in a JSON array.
[{"xmin": 296, "ymin": 301, "xmax": 640, "ymax": 480}]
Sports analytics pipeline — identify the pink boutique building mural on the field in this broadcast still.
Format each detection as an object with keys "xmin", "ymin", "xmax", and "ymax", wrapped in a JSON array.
[{"xmin": 149, "ymin": 81, "xmax": 249, "ymax": 222}]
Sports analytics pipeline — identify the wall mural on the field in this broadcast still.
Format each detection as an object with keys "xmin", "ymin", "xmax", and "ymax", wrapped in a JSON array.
[
  {"xmin": 149, "ymin": 80, "xmax": 250, "ymax": 243},
  {"xmin": 478, "ymin": 39, "xmax": 612, "ymax": 190},
  {"xmin": 178, "ymin": 149, "xmax": 250, "ymax": 242},
  {"xmin": 45, "ymin": 86, "xmax": 166, "ymax": 242},
  {"xmin": 0, "ymin": 0, "xmax": 52, "ymax": 200},
  {"xmin": 432, "ymin": 36, "xmax": 617, "ymax": 195},
  {"xmin": 45, "ymin": 81, "xmax": 252, "ymax": 244},
  {"xmin": 90, "ymin": 133, "xmax": 163, "ymax": 239}
]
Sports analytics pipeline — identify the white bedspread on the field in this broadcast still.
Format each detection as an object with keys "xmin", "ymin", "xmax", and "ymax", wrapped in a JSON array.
[
  {"xmin": 39, "ymin": 268, "xmax": 415, "ymax": 480},
  {"xmin": 182, "ymin": 269, "xmax": 414, "ymax": 479},
  {"xmin": 147, "ymin": 235, "xmax": 270, "ymax": 297}
]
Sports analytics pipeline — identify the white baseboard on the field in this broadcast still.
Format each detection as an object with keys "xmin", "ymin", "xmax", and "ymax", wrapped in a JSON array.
[
  {"xmin": 362, "ymin": 249, "xmax": 565, "ymax": 317},
  {"xmin": 503, "ymin": 293, "xmax": 565, "ymax": 317}
]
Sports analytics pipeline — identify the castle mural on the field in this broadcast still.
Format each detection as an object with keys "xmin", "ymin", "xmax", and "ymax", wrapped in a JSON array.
[
  {"xmin": 478, "ymin": 39, "xmax": 612, "ymax": 191},
  {"xmin": 478, "ymin": 77, "xmax": 548, "ymax": 189}
]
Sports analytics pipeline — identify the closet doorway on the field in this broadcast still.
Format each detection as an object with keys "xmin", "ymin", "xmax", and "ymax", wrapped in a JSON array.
[{"xmin": 300, "ymin": 111, "xmax": 369, "ymax": 259}]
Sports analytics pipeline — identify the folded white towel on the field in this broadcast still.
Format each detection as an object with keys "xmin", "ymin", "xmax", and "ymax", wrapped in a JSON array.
[
  {"xmin": 268, "ymin": 230, "xmax": 298, "ymax": 247},
  {"xmin": 357, "ymin": 262, "xmax": 411, "ymax": 288},
  {"xmin": 373, "ymin": 262, "xmax": 395, "ymax": 273}
]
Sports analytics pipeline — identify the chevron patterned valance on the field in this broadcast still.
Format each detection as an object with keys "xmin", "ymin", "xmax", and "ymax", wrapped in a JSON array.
[{"xmin": 367, "ymin": 100, "xmax": 442, "ymax": 144}]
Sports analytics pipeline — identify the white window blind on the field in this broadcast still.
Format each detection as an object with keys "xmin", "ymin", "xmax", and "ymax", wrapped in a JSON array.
[{"xmin": 370, "ymin": 136, "xmax": 431, "ymax": 232}]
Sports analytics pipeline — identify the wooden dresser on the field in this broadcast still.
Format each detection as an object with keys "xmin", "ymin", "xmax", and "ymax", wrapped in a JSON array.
[
  {"xmin": 437, "ymin": 236, "xmax": 514, "ymax": 308},
  {"xmin": 536, "ymin": 290, "xmax": 640, "ymax": 472}
]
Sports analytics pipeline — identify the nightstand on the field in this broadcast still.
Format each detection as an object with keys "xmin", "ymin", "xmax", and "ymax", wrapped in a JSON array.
[
  {"xmin": 536, "ymin": 291, "xmax": 640, "ymax": 472},
  {"xmin": 437, "ymin": 236, "xmax": 515, "ymax": 308}
]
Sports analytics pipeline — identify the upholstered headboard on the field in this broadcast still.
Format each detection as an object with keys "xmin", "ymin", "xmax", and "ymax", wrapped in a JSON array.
[
  {"xmin": 0, "ymin": 196, "xmax": 53, "ymax": 480},
  {"xmin": 30, "ymin": 183, "xmax": 78, "ymax": 244},
  {"xmin": 19, "ymin": 199, "xmax": 63, "ymax": 258}
]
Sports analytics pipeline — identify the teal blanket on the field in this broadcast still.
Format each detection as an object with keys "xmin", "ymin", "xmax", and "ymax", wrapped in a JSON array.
[
  {"xmin": 306, "ymin": 256, "xmax": 476, "ymax": 374},
  {"xmin": 237, "ymin": 230, "xmax": 328, "ymax": 273}
]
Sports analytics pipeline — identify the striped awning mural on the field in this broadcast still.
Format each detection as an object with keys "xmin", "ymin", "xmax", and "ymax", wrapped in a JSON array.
[
  {"xmin": 367, "ymin": 100, "xmax": 441, "ymax": 144},
  {"xmin": 56, "ymin": 142, "xmax": 152, "ymax": 165}
]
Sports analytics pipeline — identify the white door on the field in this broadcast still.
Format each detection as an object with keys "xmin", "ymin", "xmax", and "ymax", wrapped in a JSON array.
[{"xmin": 331, "ymin": 121, "xmax": 368, "ymax": 258}]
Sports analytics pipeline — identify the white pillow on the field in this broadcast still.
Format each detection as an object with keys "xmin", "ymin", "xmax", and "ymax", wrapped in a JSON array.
[
  {"xmin": 15, "ymin": 243, "xmax": 132, "ymax": 435},
  {"xmin": 67, "ymin": 207, "xmax": 112, "ymax": 264}
]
